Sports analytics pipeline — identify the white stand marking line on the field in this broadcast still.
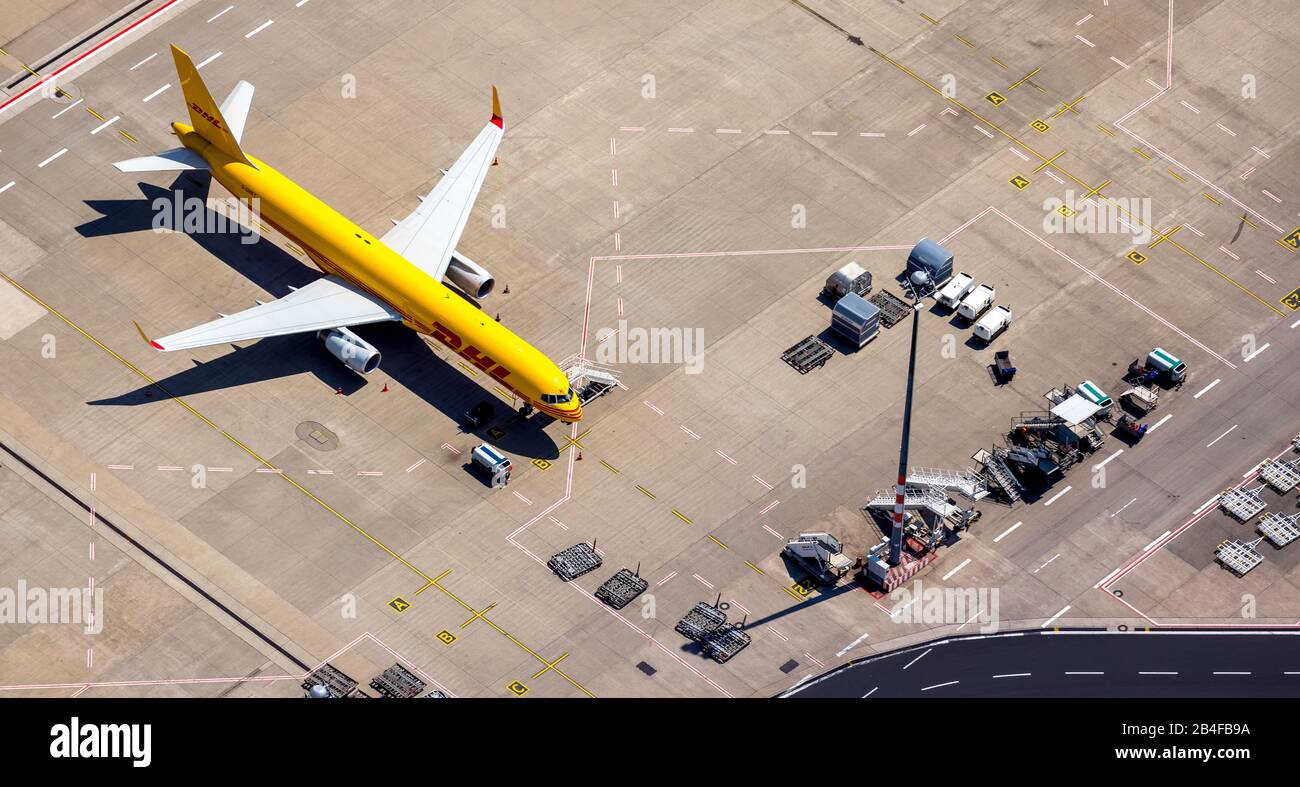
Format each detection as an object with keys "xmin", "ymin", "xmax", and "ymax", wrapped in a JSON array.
[
  {"xmin": 142, "ymin": 84, "xmax": 170, "ymax": 102},
  {"xmin": 0, "ymin": 181, "xmax": 14, "ymax": 195},
  {"xmin": 1110, "ymin": 497, "xmax": 1138, "ymax": 518},
  {"xmin": 52, "ymin": 99, "xmax": 84, "ymax": 118},
  {"xmin": 922, "ymin": 680, "xmax": 958, "ymax": 691},
  {"xmin": 902, "ymin": 648, "xmax": 931, "ymax": 670},
  {"xmin": 994, "ymin": 672, "xmax": 1030, "ymax": 679},
  {"xmin": 129, "ymin": 53, "xmax": 157, "ymax": 70},
  {"xmin": 992, "ymin": 521, "xmax": 1022, "ymax": 543},
  {"xmin": 1206, "ymin": 424, "xmax": 1238, "ymax": 447},
  {"xmin": 207, "ymin": 5, "xmax": 234, "ymax": 23},
  {"xmin": 862, "ymin": 686, "xmax": 878, "ymax": 697},
  {"xmin": 1242, "ymin": 343, "xmax": 1269, "ymax": 362},
  {"xmin": 196, "ymin": 51, "xmax": 224, "ymax": 69},
  {"xmin": 245, "ymin": 19, "xmax": 274, "ymax": 38},
  {"xmin": 1041, "ymin": 605, "xmax": 1071, "ymax": 627},
  {"xmin": 1148, "ymin": 413, "xmax": 1172, "ymax": 432},
  {"xmin": 836, "ymin": 632, "xmax": 870, "ymax": 657},
  {"xmin": 1193, "ymin": 378, "xmax": 1220, "ymax": 398},
  {"xmin": 941, "ymin": 558, "xmax": 971, "ymax": 581},
  {"xmin": 1043, "ymin": 485, "xmax": 1072, "ymax": 506},
  {"xmin": 1142, "ymin": 530, "xmax": 1171, "ymax": 552},
  {"xmin": 90, "ymin": 115, "xmax": 120, "ymax": 135},
  {"xmin": 1094, "ymin": 450, "xmax": 1123, "ymax": 469},
  {"xmin": 38, "ymin": 148, "xmax": 68, "ymax": 168},
  {"xmin": 296, "ymin": 0, "xmax": 311, "ymax": 6}
]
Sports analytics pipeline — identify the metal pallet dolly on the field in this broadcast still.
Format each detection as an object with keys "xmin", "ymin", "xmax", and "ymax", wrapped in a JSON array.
[
  {"xmin": 700, "ymin": 623, "xmax": 751, "ymax": 663},
  {"xmin": 547, "ymin": 541, "xmax": 602, "ymax": 581},
  {"xmin": 1257, "ymin": 512, "xmax": 1300, "ymax": 548},
  {"xmin": 675, "ymin": 601, "xmax": 727, "ymax": 641},
  {"xmin": 1219, "ymin": 485, "xmax": 1267, "ymax": 521},
  {"xmin": 869, "ymin": 290, "xmax": 912, "ymax": 328},
  {"xmin": 1259, "ymin": 457, "xmax": 1300, "ymax": 493},
  {"xmin": 595, "ymin": 567, "xmax": 648, "ymax": 610},
  {"xmin": 303, "ymin": 663, "xmax": 361, "ymax": 698},
  {"xmin": 782, "ymin": 336, "xmax": 833, "ymax": 374},
  {"xmin": 1215, "ymin": 538, "xmax": 1264, "ymax": 576},
  {"xmin": 369, "ymin": 663, "xmax": 427, "ymax": 699}
]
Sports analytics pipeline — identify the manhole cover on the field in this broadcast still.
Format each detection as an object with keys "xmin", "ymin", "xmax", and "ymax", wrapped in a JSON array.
[
  {"xmin": 295, "ymin": 421, "xmax": 339, "ymax": 451},
  {"xmin": 45, "ymin": 81, "xmax": 82, "ymax": 104}
]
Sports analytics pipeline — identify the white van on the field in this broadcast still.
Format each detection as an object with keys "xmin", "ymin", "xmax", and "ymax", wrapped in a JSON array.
[
  {"xmin": 973, "ymin": 306, "xmax": 1011, "ymax": 343},
  {"xmin": 936, "ymin": 271, "xmax": 975, "ymax": 310},
  {"xmin": 1077, "ymin": 380, "xmax": 1114, "ymax": 418},
  {"xmin": 958, "ymin": 284, "xmax": 996, "ymax": 321}
]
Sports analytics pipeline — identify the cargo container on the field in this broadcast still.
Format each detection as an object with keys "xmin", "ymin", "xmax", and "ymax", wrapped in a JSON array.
[
  {"xmin": 936, "ymin": 271, "xmax": 975, "ymax": 310},
  {"xmin": 958, "ymin": 284, "xmax": 996, "ymax": 321},
  {"xmin": 973, "ymin": 305, "xmax": 1012, "ymax": 343}
]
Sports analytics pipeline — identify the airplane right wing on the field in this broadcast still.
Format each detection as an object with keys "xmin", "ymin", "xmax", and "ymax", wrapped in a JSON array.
[
  {"xmin": 380, "ymin": 87, "xmax": 504, "ymax": 282},
  {"xmin": 137, "ymin": 275, "xmax": 401, "ymax": 351}
]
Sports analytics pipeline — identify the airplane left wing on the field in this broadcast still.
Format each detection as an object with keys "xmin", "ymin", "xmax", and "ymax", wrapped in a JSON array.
[
  {"xmin": 381, "ymin": 87, "xmax": 504, "ymax": 282},
  {"xmin": 137, "ymin": 275, "xmax": 401, "ymax": 351}
]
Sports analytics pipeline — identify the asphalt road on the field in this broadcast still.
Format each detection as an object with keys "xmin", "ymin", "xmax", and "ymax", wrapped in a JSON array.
[{"xmin": 782, "ymin": 630, "xmax": 1300, "ymax": 697}]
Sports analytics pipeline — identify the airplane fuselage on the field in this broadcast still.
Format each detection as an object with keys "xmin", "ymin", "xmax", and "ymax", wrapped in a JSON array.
[{"xmin": 174, "ymin": 123, "xmax": 582, "ymax": 423}]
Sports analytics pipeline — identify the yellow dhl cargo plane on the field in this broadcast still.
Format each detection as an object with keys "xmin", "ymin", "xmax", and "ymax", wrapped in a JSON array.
[{"xmin": 115, "ymin": 45, "xmax": 582, "ymax": 423}]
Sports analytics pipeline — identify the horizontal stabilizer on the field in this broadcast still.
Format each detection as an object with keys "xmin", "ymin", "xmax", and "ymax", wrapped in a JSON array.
[{"xmin": 113, "ymin": 147, "xmax": 210, "ymax": 173}]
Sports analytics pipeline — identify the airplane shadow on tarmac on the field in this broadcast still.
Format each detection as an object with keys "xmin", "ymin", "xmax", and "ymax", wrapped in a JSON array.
[{"xmin": 80, "ymin": 175, "xmax": 560, "ymax": 460}]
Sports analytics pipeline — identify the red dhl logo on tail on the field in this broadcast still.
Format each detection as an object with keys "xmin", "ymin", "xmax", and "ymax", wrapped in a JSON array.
[{"xmin": 190, "ymin": 102, "xmax": 225, "ymax": 131}]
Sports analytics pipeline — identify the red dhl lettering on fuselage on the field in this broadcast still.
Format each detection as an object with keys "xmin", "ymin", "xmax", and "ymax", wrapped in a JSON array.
[{"xmin": 430, "ymin": 321, "xmax": 524, "ymax": 395}]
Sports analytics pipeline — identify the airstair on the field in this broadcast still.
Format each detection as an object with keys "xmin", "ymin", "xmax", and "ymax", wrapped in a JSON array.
[
  {"xmin": 907, "ymin": 466, "xmax": 989, "ymax": 500},
  {"xmin": 558, "ymin": 354, "xmax": 621, "ymax": 404},
  {"xmin": 865, "ymin": 485, "xmax": 955, "ymax": 518},
  {"xmin": 973, "ymin": 448, "xmax": 1023, "ymax": 502}
]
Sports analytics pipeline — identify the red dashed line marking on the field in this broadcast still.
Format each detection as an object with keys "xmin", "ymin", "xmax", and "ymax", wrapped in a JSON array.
[
  {"xmin": 759, "ymin": 500, "xmax": 780, "ymax": 515},
  {"xmin": 752, "ymin": 475, "xmax": 772, "ymax": 490},
  {"xmin": 805, "ymin": 652, "xmax": 825, "ymax": 668},
  {"xmin": 643, "ymin": 401, "xmax": 664, "ymax": 415},
  {"xmin": 406, "ymin": 458, "xmax": 426, "ymax": 473},
  {"xmin": 1178, "ymin": 100, "xmax": 1199, "ymax": 114},
  {"xmin": 512, "ymin": 491, "xmax": 532, "ymax": 505},
  {"xmin": 107, "ymin": 464, "xmax": 133, "ymax": 470},
  {"xmin": 548, "ymin": 515, "xmax": 569, "ymax": 530},
  {"xmin": 680, "ymin": 425, "xmax": 701, "ymax": 440},
  {"xmin": 766, "ymin": 626, "xmax": 788, "ymax": 642},
  {"xmin": 656, "ymin": 571, "xmax": 677, "ymax": 587},
  {"xmin": 1256, "ymin": 270, "xmax": 1277, "ymax": 285},
  {"xmin": 1251, "ymin": 146, "xmax": 1270, "ymax": 159},
  {"xmin": 693, "ymin": 573, "xmax": 714, "ymax": 589},
  {"xmin": 357, "ymin": 470, "xmax": 383, "ymax": 477},
  {"xmin": 1239, "ymin": 166, "xmax": 1255, "ymax": 180},
  {"xmin": 715, "ymin": 449, "xmax": 737, "ymax": 465},
  {"xmin": 1262, "ymin": 189, "xmax": 1281, "ymax": 203},
  {"xmin": 441, "ymin": 443, "xmax": 461, "ymax": 455},
  {"xmin": 762, "ymin": 524, "xmax": 784, "ymax": 539},
  {"xmin": 1219, "ymin": 246, "xmax": 1240, "ymax": 260},
  {"xmin": 907, "ymin": 124, "xmax": 927, "ymax": 136},
  {"xmin": 730, "ymin": 599, "xmax": 750, "ymax": 615}
]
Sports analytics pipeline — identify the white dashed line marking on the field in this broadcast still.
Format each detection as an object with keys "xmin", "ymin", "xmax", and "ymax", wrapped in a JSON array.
[
  {"xmin": 1242, "ymin": 343, "xmax": 1269, "ymax": 362},
  {"xmin": 0, "ymin": 181, "xmax": 14, "ymax": 195},
  {"xmin": 1074, "ymin": 34, "xmax": 1094, "ymax": 47},
  {"xmin": 142, "ymin": 84, "xmax": 170, "ymax": 102},
  {"xmin": 973, "ymin": 125, "xmax": 993, "ymax": 138},
  {"xmin": 1042, "ymin": 605, "xmax": 1070, "ymax": 627},
  {"xmin": 52, "ymin": 99, "xmax": 84, "ymax": 118},
  {"xmin": 196, "ymin": 51, "xmax": 223, "ymax": 69},
  {"xmin": 941, "ymin": 559, "xmax": 971, "ymax": 581},
  {"xmin": 90, "ymin": 115, "xmax": 120, "ymax": 134},
  {"xmin": 1148, "ymin": 414, "xmax": 1172, "ymax": 432},
  {"xmin": 906, "ymin": 124, "xmax": 926, "ymax": 137},
  {"xmin": 512, "ymin": 491, "xmax": 532, "ymax": 505},
  {"xmin": 1206, "ymin": 424, "xmax": 1238, "ymax": 447},
  {"xmin": 207, "ymin": 5, "xmax": 233, "ymax": 23},
  {"xmin": 921, "ymin": 680, "xmax": 958, "ymax": 691},
  {"xmin": 38, "ymin": 148, "xmax": 68, "ymax": 168},
  {"xmin": 1109, "ymin": 56, "xmax": 1130, "ymax": 69},
  {"xmin": 245, "ymin": 19, "xmax": 274, "ymax": 38},
  {"xmin": 903, "ymin": 649, "xmax": 932, "ymax": 670},
  {"xmin": 1094, "ymin": 450, "xmax": 1123, "ymax": 469},
  {"xmin": 130, "ymin": 53, "xmax": 157, "ymax": 70},
  {"xmin": 1043, "ymin": 485, "xmax": 1072, "ymax": 506},
  {"xmin": 992, "ymin": 521, "xmax": 1022, "ymax": 543},
  {"xmin": 1193, "ymin": 378, "xmax": 1221, "ymax": 398},
  {"xmin": 994, "ymin": 673, "xmax": 1030, "ymax": 679}
]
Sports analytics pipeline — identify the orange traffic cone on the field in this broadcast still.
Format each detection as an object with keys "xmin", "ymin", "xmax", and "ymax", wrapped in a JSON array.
[
  {"xmin": 335, "ymin": 387, "xmax": 343, "ymax": 395},
  {"xmin": 577, "ymin": 450, "xmax": 584, "ymax": 461},
  {"xmin": 381, "ymin": 383, "xmax": 390, "ymax": 393},
  {"xmin": 503, "ymin": 285, "xmax": 510, "ymax": 294}
]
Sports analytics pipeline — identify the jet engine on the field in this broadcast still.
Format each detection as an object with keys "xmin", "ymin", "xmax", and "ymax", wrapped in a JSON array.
[
  {"xmin": 319, "ymin": 327, "xmax": 381, "ymax": 374},
  {"xmin": 445, "ymin": 252, "xmax": 495, "ymax": 299}
]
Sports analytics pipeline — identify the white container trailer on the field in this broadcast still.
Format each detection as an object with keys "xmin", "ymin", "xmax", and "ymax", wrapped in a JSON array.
[
  {"xmin": 936, "ymin": 271, "xmax": 975, "ymax": 310},
  {"xmin": 973, "ymin": 306, "xmax": 1012, "ymax": 343},
  {"xmin": 958, "ymin": 284, "xmax": 996, "ymax": 321}
]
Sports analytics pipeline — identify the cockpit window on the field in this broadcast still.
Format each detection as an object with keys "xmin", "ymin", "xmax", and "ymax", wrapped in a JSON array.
[{"xmin": 541, "ymin": 387, "xmax": 576, "ymax": 405}]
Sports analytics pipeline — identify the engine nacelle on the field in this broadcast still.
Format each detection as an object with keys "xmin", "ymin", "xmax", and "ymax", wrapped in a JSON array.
[
  {"xmin": 445, "ymin": 252, "xmax": 495, "ymax": 299},
  {"xmin": 319, "ymin": 327, "xmax": 381, "ymax": 374}
]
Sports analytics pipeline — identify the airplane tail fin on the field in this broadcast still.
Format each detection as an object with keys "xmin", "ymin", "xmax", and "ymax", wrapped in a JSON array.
[{"xmin": 171, "ymin": 44, "xmax": 252, "ymax": 165}]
